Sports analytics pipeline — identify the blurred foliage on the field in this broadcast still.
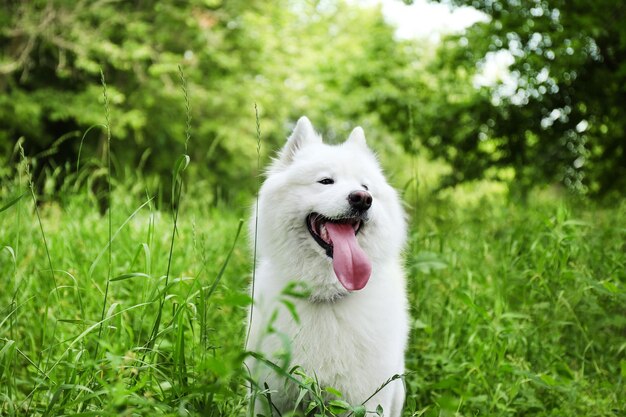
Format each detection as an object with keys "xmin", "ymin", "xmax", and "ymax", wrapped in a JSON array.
[
  {"xmin": 1, "ymin": 0, "xmax": 625, "ymax": 202},
  {"xmin": 0, "ymin": 0, "xmax": 418, "ymax": 203},
  {"xmin": 415, "ymin": 0, "xmax": 626, "ymax": 198}
]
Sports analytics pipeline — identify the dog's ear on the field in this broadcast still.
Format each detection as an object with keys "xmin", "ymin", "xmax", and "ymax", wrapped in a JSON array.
[
  {"xmin": 346, "ymin": 126, "xmax": 367, "ymax": 148},
  {"xmin": 279, "ymin": 116, "xmax": 322, "ymax": 165}
]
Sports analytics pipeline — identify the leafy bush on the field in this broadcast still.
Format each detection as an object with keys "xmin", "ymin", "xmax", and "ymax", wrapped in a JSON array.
[
  {"xmin": 415, "ymin": 0, "xmax": 626, "ymax": 199},
  {"xmin": 0, "ymin": 0, "xmax": 418, "ymax": 202}
]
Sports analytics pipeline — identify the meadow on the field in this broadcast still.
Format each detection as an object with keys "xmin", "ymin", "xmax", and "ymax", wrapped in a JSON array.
[
  {"xmin": 3, "ymin": 1, "xmax": 626, "ymax": 415},
  {"xmin": 1, "ymin": 153, "xmax": 624, "ymax": 416}
]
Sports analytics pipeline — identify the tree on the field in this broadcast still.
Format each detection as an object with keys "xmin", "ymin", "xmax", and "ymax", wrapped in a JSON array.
[
  {"xmin": 412, "ymin": 0, "xmax": 626, "ymax": 198},
  {"xmin": 0, "ymin": 1, "xmax": 423, "ymax": 202}
]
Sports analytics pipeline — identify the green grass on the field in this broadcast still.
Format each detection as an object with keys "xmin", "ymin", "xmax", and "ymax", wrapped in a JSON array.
[
  {"xmin": 2, "ymin": 72, "xmax": 625, "ymax": 416},
  {"xmin": 405, "ymin": 195, "xmax": 626, "ymax": 416},
  {"xmin": 1, "ymin": 175, "xmax": 624, "ymax": 416},
  {"xmin": 0, "ymin": 177, "xmax": 252, "ymax": 415},
  {"xmin": 3, "ymin": 46, "xmax": 623, "ymax": 417}
]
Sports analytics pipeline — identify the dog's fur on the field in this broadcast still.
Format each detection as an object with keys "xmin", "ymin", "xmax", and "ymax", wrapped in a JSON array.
[{"xmin": 247, "ymin": 117, "xmax": 408, "ymax": 416}]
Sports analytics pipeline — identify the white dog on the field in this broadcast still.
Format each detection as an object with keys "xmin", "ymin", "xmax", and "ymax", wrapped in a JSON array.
[{"xmin": 247, "ymin": 117, "xmax": 408, "ymax": 416}]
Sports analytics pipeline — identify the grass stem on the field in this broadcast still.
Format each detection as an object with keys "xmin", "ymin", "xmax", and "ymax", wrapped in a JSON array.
[
  {"xmin": 94, "ymin": 68, "xmax": 113, "ymax": 362},
  {"xmin": 245, "ymin": 103, "xmax": 262, "ymax": 350}
]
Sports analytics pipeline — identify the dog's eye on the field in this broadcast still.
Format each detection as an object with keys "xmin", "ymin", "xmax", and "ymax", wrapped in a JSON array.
[
  {"xmin": 362, "ymin": 184, "xmax": 369, "ymax": 191},
  {"xmin": 318, "ymin": 178, "xmax": 334, "ymax": 185}
]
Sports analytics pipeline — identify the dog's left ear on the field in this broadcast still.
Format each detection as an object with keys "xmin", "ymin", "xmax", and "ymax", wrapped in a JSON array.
[{"xmin": 346, "ymin": 126, "xmax": 367, "ymax": 147}]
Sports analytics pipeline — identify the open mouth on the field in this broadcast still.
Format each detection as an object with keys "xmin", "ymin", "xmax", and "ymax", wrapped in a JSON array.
[
  {"xmin": 305, "ymin": 212, "xmax": 372, "ymax": 291},
  {"xmin": 306, "ymin": 213, "xmax": 363, "ymax": 258}
]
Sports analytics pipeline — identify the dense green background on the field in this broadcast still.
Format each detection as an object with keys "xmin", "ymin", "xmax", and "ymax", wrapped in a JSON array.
[
  {"xmin": 1, "ymin": 0, "xmax": 419, "ymax": 203},
  {"xmin": 1, "ymin": 0, "xmax": 625, "ymax": 416},
  {"xmin": 3, "ymin": 0, "xmax": 624, "ymax": 200}
]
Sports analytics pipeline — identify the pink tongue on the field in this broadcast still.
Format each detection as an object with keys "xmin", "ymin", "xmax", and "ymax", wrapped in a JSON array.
[{"xmin": 325, "ymin": 223, "xmax": 372, "ymax": 291}]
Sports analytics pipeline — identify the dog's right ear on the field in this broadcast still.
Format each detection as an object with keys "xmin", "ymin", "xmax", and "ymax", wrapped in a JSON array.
[{"xmin": 278, "ymin": 116, "xmax": 322, "ymax": 165}]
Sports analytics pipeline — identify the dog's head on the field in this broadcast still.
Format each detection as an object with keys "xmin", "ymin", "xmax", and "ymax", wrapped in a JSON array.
[{"xmin": 254, "ymin": 117, "xmax": 406, "ymax": 300}]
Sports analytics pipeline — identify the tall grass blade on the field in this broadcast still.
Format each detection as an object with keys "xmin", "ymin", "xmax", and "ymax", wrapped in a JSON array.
[
  {"xmin": 206, "ymin": 219, "xmax": 244, "ymax": 302},
  {"xmin": 19, "ymin": 302, "xmax": 152, "ymax": 410},
  {"xmin": 246, "ymin": 103, "xmax": 263, "ymax": 417},
  {"xmin": 178, "ymin": 65, "xmax": 192, "ymax": 153},
  {"xmin": 0, "ymin": 191, "xmax": 27, "ymax": 213},
  {"xmin": 94, "ymin": 68, "xmax": 113, "ymax": 365},
  {"xmin": 17, "ymin": 144, "xmax": 59, "ymax": 303},
  {"xmin": 143, "ymin": 65, "xmax": 192, "ymax": 358},
  {"xmin": 87, "ymin": 197, "xmax": 153, "ymax": 277},
  {"xmin": 246, "ymin": 103, "xmax": 262, "ymax": 350},
  {"xmin": 17, "ymin": 142, "xmax": 59, "ymax": 414},
  {"xmin": 110, "ymin": 272, "xmax": 152, "ymax": 282},
  {"xmin": 76, "ymin": 124, "xmax": 106, "ymax": 173}
]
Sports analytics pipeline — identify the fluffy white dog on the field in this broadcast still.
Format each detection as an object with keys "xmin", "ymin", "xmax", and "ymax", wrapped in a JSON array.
[{"xmin": 247, "ymin": 117, "xmax": 408, "ymax": 416}]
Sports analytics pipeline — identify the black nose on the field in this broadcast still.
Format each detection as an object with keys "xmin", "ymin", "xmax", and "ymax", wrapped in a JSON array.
[{"xmin": 348, "ymin": 190, "xmax": 372, "ymax": 212}]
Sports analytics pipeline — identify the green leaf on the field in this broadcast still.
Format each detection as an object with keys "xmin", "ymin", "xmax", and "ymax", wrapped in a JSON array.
[
  {"xmin": 376, "ymin": 404, "xmax": 384, "ymax": 416},
  {"xmin": 458, "ymin": 291, "xmax": 490, "ymax": 321},
  {"xmin": 328, "ymin": 399, "xmax": 351, "ymax": 413},
  {"xmin": 281, "ymin": 281, "xmax": 311, "ymax": 298},
  {"xmin": 0, "ymin": 340, "xmax": 15, "ymax": 357},
  {"xmin": 601, "ymin": 280, "xmax": 620, "ymax": 294},
  {"xmin": 0, "ymin": 340, "xmax": 17, "ymax": 382},
  {"xmin": 280, "ymin": 298, "xmax": 300, "ymax": 324},
  {"xmin": 352, "ymin": 404, "xmax": 366, "ymax": 417},
  {"xmin": 294, "ymin": 387, "xmax": 308, "ymax": 410},
  {"xmin": 58, "ymin": 319, "xmax": 89, "ymax": 324},
  {"xmin": 174, "ymin": 154, "xmax": 190, "ymax": 175},
  {"xmin": 171, "ymin": 154, "xmax": 190, "ymax": 197},
  {"xmin": 324, "ymin": 386, "xmax": 343, "ymax": 398},
  {"xmin": 205, "ymin": 219, "xmax": 244, "ymax": 301},
  {"xmin": 305, "ymin": 401, "xmax": 318, "ymax": 414},
  {"xmin": 2, "ymin": 246, "xmax": 16, "ymax": 264},
  {"xmin": 0, "ymin": 191, "xmax": 27, "ymax": 213},
  {"xmin": 539, "ymin": 373, "xmax": 558, "ymax": 386},
  {"xmin": 110, "ymin": 272, "xmax": 151, "ymax": 282}
]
